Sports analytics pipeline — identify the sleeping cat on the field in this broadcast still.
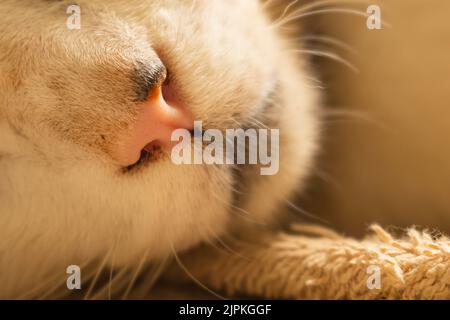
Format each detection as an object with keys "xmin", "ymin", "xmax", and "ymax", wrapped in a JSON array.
[{"xmin": 0, "ymin": 0, "xmax": 320, "ymax": 298}]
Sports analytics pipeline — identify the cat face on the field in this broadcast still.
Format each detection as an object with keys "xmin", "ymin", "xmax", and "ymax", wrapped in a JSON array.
[{"xmin": 0, "ymin": 0, "xmax": 319, "ymax": 297}]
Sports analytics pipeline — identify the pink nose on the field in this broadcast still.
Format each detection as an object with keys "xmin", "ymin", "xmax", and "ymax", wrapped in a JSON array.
[{"xmin": 115, "ymin": 84, "xmax": 194, "ymax": 166}]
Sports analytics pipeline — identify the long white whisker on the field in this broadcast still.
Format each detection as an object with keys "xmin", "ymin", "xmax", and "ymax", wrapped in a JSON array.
[
  {"xmin": 83, "ymin": 250, "xmax": 112, "ymax": 300},
  {"xmin": 298, "ymin": 35, "xmax": 358, "ymax": 54},
  {"xmin": 272, "ymin": 8, "xmax": 371, "ymax": 29},
  {"xmin": 291, "ymin": 48, "xmax": 359, "ymax": 73},
  {"xmin": 211, "ymin": 193, "xmax": 268, "ymax": 226},
  {"xmin": 171, "ymin": 244, "xmax": 226, "ymax": 300},
  {"xmin": 121, "ymin": 248, "xmax": 150, "ymax": 300},
  {"xmin": 135, "ymin": 258, "xmax": 169, "ymax": 297},
  {"xmin": 91, "ymin": 267, "xmax": 129, "ymax": 300},
  {"xmin": 285, "ymin": 199, "xmax": 330, "ymax": 224},
  {"xmin": 323, "ymin": 108, "xmax": 393, "ymax": 132},
  {"xmin": 313, "ymin": 169, "xmax": 343, "ymax": 191},
  {"xmin": 271, "ymin": 0, "xmax": 300, "ymax": 26},
  {"xmin": 203, "ymin": 226, "xmax": 252, "ymax": 262}
]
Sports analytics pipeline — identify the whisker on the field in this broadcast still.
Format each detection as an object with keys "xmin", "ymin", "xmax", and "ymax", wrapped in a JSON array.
[
  {"xmin": 251, "ymin": 119, "xmax": 270, "ymax": 130},
  {"xmin": 199, "ymin": 224, "xmax": 232, "ymax": 253},
  {"xmin": 121, "ymin": 249, "xmax": 150, "ymax": 300},
  {"xmin": 133, "ymin": 258, "xmax": 169, "ymax": 298},
  {"xmin": 298, "ymin": 35, "xmax": 357, "ymax": 54},
  {"xmin": 303, "ymin": 75, "xmax": 326, "ymax": 89},
  {"xmin": 32, "ymin": 260, "xmax": 93, "ymax": 300},
  {"xmin": 83, "ymin": 250, "xmax": 112, "ymax": 300},
  {"xmin": 291, "ymin": 48, "xmax": 359, "ymax": 73},
  {"xmin": 19, "ymin": 271, "xmax": 70, "ymax": 299},
  {"xmin": 203, "ymin": 226, "xmax": 252, "ymax": 262},
  {"xmin": 323, "ymin": 108, "xmax": 393, "ymax": 132},
  {"xmin": 271, "ymin": 0, "xmax": 372, "ymax": 23},
  {"xmin": 262, "ymin": 0, "xmax": 273, "ymax": 9},
  {"xmin": 272, "ymin": 8, "xmax": 373, "ymax": 29},
  {"xmin": 284, "ymin": 199, "xmax": 330, "ymax": 224},
  {"xmin": 212, "ymin": 193, "xmax": 268, "ymax": 226},
  {"xmin": 271, "ymin": 0, "xmax": 300, "ymax": 26},
  {"xmin": 107, "ymin": 251, "xmax": 116, "ymax": 300},
  {"xmin": 300, "ymin": 0, "xmax": 371, "ymax": 11},
  {"xmin": 90, "ymin": 266, "xmax": 129, "ymax": 300},
  {"xmin": 313, "ymin": 168, "xmax": 343, "ymax": 191},
  {"xmin": 171, "ymin": 244, "xmax": 226, "ymax": 300}
]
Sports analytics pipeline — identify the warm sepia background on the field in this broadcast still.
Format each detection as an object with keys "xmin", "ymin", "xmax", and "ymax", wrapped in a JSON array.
[{"xmin": 299, "ymin": 0, "xmax": 450, "ymax": 237}]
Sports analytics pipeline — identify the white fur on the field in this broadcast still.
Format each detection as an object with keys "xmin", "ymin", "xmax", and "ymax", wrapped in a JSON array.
[{"xmin": 0, "ymin": 0, "xmax": 319, "ymax": 298}]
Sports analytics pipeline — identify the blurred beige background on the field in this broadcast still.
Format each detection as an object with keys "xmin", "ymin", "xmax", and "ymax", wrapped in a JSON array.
[{"xmin": 300, "ymin": 0, "xmax": 450, "ymax": 237}]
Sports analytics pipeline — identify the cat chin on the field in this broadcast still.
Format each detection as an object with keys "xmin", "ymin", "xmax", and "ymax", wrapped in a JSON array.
[
  {"xmin": 0, "ymin": 153, "xmax": 232, "ymax": 294},
  {"xmin": 105, "ymin": 161, "xmax": 234, "ymax": 266}
]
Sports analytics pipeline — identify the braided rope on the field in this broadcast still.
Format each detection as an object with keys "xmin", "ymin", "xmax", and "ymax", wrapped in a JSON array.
[{"xmin": 168, "ymin": 225, "xmax": 450, "ymax": 299}]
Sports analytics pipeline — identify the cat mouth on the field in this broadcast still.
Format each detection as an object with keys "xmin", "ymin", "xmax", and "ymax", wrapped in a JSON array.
[{"xmin": 121, "ymin": 76, "xmax": 280, "ymax": 174}]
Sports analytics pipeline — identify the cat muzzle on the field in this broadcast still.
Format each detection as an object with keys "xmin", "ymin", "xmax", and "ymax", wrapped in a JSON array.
[{"xmin": 115, "ymin": 83, "xmax": 194, "ymax": 167}]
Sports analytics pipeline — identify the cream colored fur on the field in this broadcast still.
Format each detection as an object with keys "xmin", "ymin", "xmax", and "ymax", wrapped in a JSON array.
[{"xmin": 0, "ymin": 0, "xmax": 319, "ymax": 298}]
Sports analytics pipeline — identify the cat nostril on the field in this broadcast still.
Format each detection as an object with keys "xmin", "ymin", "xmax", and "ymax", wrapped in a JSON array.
[
  {"xmin": 143, "ymin": 140, "xmax": 162, "ymax": 153},
  {"xmin": 161, "ymin": 81, "xmax": 177, "ymax": 108},
  {"xmin": 160, "ymin": 70, "xmax": 181, "ymax": 107}
]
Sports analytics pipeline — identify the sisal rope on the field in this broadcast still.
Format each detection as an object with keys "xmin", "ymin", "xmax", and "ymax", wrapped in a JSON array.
[{"xmin": 166, "ymin": 224, "xmax": 450, "ymax": 299}]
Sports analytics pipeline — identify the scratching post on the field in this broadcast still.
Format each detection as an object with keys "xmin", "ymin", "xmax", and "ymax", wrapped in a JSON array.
[{"xmin": 168, "ymin": 225, "xmax": 450, "ymax": 299}]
